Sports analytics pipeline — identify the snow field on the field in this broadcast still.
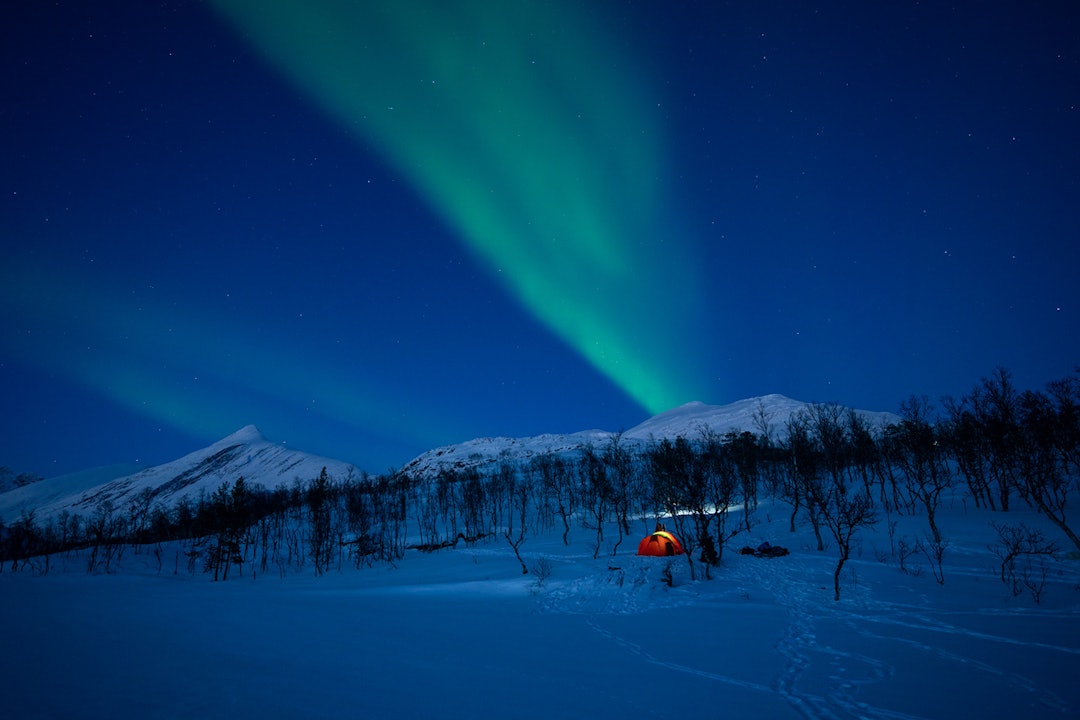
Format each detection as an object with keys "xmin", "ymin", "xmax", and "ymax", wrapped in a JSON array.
[{"xmin": 2, "ymin": 498, "xmax": 1079, "ymax": 719}]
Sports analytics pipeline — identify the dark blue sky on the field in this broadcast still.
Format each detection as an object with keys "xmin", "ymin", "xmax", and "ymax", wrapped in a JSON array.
[{"xmin": 3, "ymin": 1, "xmax": 1077, "ymax": 476}]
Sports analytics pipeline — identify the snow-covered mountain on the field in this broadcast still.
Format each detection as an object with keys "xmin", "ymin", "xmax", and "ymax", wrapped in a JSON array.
[
  {"xmin": 0, "ymin": 425, "xmax": 358, "ymax": 523},
  {"xmin": 0, "ymin": 395, "xmax": 899, "ymax": 523},
  {"xmin": 397, "ymin": 394, "xmax": 899, "ymax": 479}
]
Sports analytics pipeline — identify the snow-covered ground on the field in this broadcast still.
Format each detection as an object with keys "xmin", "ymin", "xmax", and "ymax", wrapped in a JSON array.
[{"xmin": 2, "ymin": 497, "xmax": 1078, "ymax": 719}]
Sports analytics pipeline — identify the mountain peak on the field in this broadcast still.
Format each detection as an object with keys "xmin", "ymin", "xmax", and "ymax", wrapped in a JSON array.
[
  {"xmin": 0, "ymin": 424, "xmax": 356, "ymax": 524},
  {"xmin": 217, "ymin": 425, "xmax": 266, "ymax": 446}
]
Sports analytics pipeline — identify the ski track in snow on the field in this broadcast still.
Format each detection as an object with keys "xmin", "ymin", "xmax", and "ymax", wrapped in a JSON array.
[
  {"xmin": 531, "ymin": 545, "xmax": 1078, "ymax": 719},
  {"xmin": 536, "ymin": 563, "xmax": 905, "ymax": 719},
  {"xmin": 584, "ymin": 615, "xmax": 775, "ymax": 694},
  {"xmin": 536, "ymin": 556, "xmax": 909, "ymax": 720},
  {"xmin": 731, "ymin": 552, "xmax": 1075, "ymax": 719},
  {"xmin": 852, "ymin": 603, "xmax": 1080, "ymax": 656},
  {"xmin": 844, "ymin": 606, "xmax": 1076, "ymax": 714},
  {"xmin": 732, "ymin": 557, "xmax": 915, "ymax": 720}
]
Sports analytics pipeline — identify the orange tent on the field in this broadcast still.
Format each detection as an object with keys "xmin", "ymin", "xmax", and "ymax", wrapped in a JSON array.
[{"xmin": 637, "ymin": 530, "xmax": 685, "ymax": 556}]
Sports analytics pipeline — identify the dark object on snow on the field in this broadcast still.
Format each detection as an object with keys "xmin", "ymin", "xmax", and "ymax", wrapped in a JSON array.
[{"xmin": 739, "ymin": 541, "xmax": 790, "ymax": 558}]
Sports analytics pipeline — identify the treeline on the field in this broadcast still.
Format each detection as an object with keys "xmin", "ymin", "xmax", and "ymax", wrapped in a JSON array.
[
  {"xmin": 2, "ymin": 367, "xmax": 1077, "ymax": 599},
  {"xmin": 0, "ymin": 467, "xmax": 412, "ymax": 578}
]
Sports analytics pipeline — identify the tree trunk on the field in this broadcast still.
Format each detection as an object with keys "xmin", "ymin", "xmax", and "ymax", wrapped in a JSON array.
[{"xmin": 833, "ymin": 549, "xmax": 849, "ymax": 601}]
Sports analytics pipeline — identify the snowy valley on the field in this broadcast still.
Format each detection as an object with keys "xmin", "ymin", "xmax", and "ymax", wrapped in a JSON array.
[{"xmin": 2, "ymin": 392, "xmax": 1079, "ymax": 719}]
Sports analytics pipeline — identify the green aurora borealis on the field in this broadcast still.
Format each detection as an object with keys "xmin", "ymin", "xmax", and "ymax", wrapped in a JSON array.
[
  {"xmin": 210, "ymin": 0, "xmax": 704, "ymax": 416},
  {"xmin": 7, "ymin": 0, "xmax": 1079, "ymax": 475}
]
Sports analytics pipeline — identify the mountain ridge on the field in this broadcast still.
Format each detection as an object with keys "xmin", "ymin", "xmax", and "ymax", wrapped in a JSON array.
[
  {"xmin": 0, "ymin": 395, "xmax": 899, "ymax": 523},
  {"xmin": 397, "ymin": 394, "xmax": 899, "ymax": 479},
  {"xmin": 0, "ymin": 423, "xmax": 358, "ymax": 523}
]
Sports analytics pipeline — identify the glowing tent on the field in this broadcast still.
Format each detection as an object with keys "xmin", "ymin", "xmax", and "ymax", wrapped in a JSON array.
[{"xmin": 637, "ymin": 530, "xmax": 685, "ymax": 556}]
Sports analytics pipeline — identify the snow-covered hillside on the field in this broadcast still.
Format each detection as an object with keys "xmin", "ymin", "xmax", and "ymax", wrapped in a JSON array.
[
  {"xmin": 398, "ymin": 394, "xmax": 899, "ymax": 479},
  {"xmin": 3, "ymin": 395, "xmax": 1078, "ymax": 719},
  {"xmin": 622, "ymin": 395, "xmax": 897, "ymax": 442},
  {"xmin": 0, "ymin": 395, "xmax": 898, "ymax": 523},
  {"xmin": 0, "ymin": 425, "xmax": 357, "ymax": 523}
]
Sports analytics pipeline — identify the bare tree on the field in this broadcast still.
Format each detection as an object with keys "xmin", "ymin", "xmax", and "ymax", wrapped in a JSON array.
[
  {"xmin": 1014, "ymin": 386, "xmax": 1080, "ymax": 551},
  {"xmin": 579, "ymin": 444, "xmax": 611, "ymax": 560},
  {"xmin": 817, "ymin": 486, "xmax": 876, "ymax": 601},
  {"xmin": 86, "ymin": 500, "xmax": 123, "ymax": 574},
  {"xmin": 700, "ymin": 430, "xmax": 744, "ymax": 562},
  {"xmin": 648, "ymin": 437, "xmax": 709, "ymax": 580},
  {"xmin": 204, "ymin": 478, "xmax": 252, "ymax": 581},
  {"xmin": 604, "ymin": 433, "xmax": 635, "ymax": 556},
  {"xmin": 503, "ymin": 468, "xmax": 530, "ymax": 575},
  {"xmin": 810, "ymin": 403, "xmax": 851, "ymax": 496},
  {"xmin": 942, "ymin": 394, "xmax": 995, "ymax": 509},
  {"xmin": 785, "ymin": 411, "xmax": 826, "ymax": 551},
  {"xmin": 981, "ymin": 367, "xmax": 1023, "ymax": 511},
  {"xmin": 530, "ymin": 453, "xmax": 574, "ymax": 545},
  {"xmin": 989, "ymin": 521, "xmax": 1059, "ymax": 597},
  {"xmin": 884, "ymin": 396, "xmax": 951, "ymax": 545}
]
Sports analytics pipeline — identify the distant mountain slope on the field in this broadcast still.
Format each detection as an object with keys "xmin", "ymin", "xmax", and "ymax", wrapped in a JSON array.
[
  {"xmin": 398, "ymin": 395, "xmax": 899, "ymax": 479},
  {"xmin": 0, "ymin": 464, "xmax": 143, "ymax": 521},
  {"xmin": 0, "ymin": 470, "xmax": 46, "ymax": 494},
  {"xmin": 3, "ymin": 397, "xmax": 899, "ymax": 522},
  {"xmin": 0, "ymin": 425, "xmax": 357, "ymax": 523},
  {"xmin": 622, "ymin": 395, "xmax": 899, "ymax": 442}
]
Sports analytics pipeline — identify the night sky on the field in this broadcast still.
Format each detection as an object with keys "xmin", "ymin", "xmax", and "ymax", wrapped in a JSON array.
[{"xmin": 3, "ymin": 1, "xmax": 1077, "ymax": 477}]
